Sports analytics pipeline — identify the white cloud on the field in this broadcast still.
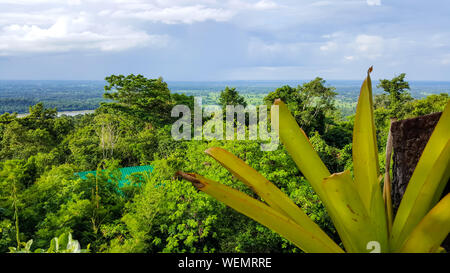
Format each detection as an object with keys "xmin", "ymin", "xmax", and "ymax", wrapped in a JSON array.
[
  {"xmin": 107, "ymin": 5, "xmax": 234, "ymax": 24},
  {"xmin": 0, "ymin": 14, "xmax": 167, "ymax": 56},
  {"xmin": 253, "ymin": 0, "xmax": 278, "ymax": 10},
  {"xmin": 320, "ymin": 41, "xmax": 337, "ymax": 51},
  {"xmin": 231, "ymin": 0, "xmax": 279, "ymax": 10},
  {"xmin": 344, "ymin": 55, "xmax": 355, "ymax": 61},
  {"xmin": 104, "ymin": 0, "xmax": 279, "ymax": 24},
  {"xmin": 0, "ymin": 0, "xmax": 283, "ymax": 55},
  {"xmin": 366, "ymin": 0, "xmax": 381, "ymax": 6},
  {"xmin": 1, "ymin": 0, "xmax": 449, "ymax": 81},
  {"xmin": 354, "ymin": 34, "xmax": 384, "ymax": 59},
  {"xmin": 317, "ymin": 32, "xmax": 406, "ymax": 63},
  {"xmin": 0, "ymin": 0, "xmax": 83, "ymax": 4}
]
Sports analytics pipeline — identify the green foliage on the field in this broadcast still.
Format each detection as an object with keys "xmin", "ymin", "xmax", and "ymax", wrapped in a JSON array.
[
  {"xmin": 0, "ymin": 72, "xmax": 446, "ymax": 253},
  {"xmin": 67, "ymin": 122, "xmax": 101, "ymax": 171},
  {"xmin": 309, "ymin": 132, "xmax": 344, "ymax": 174},
  {"xmin": 0, "ymin": 121, "xmax": 53, "ymax": 160},
  {"xmin": 0, "ymin": 103, "xmax": 70, "ymax": 162},
  {"xmin": 218, "ymin": 87, "xmax": 248, "ymax": 108},
  {"xmin": 322, "ymin": 122, "xmax": 353, "ymax": 149},
  {"xmin": 408, "ymin": 93, "xmax": 449, "ymax": 117},
  {"xmin": 108, "ymin": 139, "xmax": 335, "ymax": 253},
  {"xmin": 103, "ymin": 74, "xmax": 174, "ymax": 127},
  {"xmin": 0, "ymin": 219, "xmax": 15, "ymax": 251},
  {"xmin": 373, "ymin": 75, "xmax": 448, "ymax": 157},
  {"xmin": 376, "ymin": 73, "xmax": 413, "ymax": 118},
  {"xmin": 178, "ymin": 71, "xmax": 450, "ymax": 253},
  {"xmin": 172, "ymin": 93, "xmax": 195, "ymax": 111},
  {"xmin": 264, "ymin": 78, "xmax": 338, "ymax": 135}
]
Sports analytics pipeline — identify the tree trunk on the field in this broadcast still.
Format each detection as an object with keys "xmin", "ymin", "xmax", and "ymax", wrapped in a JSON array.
[{"xmin": 391, "ymin": 112, "xmax": 449, "ymax": 251}]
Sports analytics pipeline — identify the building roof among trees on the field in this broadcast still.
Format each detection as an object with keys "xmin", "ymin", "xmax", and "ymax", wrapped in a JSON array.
[{"xmin": 75, "ymin": 165, "xmax": 153, "ymax": 188}]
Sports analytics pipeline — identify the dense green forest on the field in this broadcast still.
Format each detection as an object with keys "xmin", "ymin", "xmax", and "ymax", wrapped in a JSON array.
[{"xmin": 0, "ymin": 73, "xmax": 448, "ymax": 253}]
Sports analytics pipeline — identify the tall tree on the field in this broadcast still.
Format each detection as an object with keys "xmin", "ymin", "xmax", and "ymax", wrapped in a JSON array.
[
  {"xmin": 94, "ymin": 114, "xmax": 123, "ymax": 160},
  {"xmin": 218, "ymin": 87, "xmax": 247, "ymax": 108},
  {"xmin": 103, "ymin": 74, "xmax": 174, "ymax": 128},
  {"xmin": 377, "ymin": 73, "xmax": 413, "ymax": 117},
  {"xmin": 264, "ymin": 77, "xmax": 337, "ymax": 135}
]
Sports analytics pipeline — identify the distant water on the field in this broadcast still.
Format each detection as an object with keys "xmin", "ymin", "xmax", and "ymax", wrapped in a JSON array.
[{"xmin": 16, "ymin": 110, "xmax": 95, "ymax": 118}]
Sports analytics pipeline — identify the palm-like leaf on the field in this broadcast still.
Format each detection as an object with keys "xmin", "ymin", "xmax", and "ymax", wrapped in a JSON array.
[{"xmin": 177, "ymin": 68, "xmax": 450, "ymax": 253}]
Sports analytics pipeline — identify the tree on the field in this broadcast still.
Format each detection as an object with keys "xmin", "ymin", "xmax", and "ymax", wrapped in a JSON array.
[
  {"xmin": 108, "ymin": 139, "xmax": 335, "ymax": 253},
  {"xmin": 103, "ymin": 74, "xmax": 174, "ymax": 128},
  {"xmin": 68, "ymin": 125, "xmax": 101, "ymax": 171},
  {"xmin": 409, "ymin": 93, "xmax": 449, "ymax": 117},
  {"xmin": 0, "ymin": 160, "xmax": 26, "ymax": 251},
  {"xmin": 377, "ymin": 73, "xmax": 413, "ymax": 118},
  {"xmin": 322, "ymin": 124, "xmax": 353, "ymax": 149},
  {"xmin": 0, "ymin": 121, "xmax": 54, "ymax": 161},
  {"xmin": 264, "ymin": 78, "xmax": 337, "ymax": 135},
  {"xmin": 218, "ymin": 87, "xmax": 247, "ymax": 108},
  {"xmin": 19, "ymin": 163, "xmax": 126, "ymax": 252},
  {"xmin": 172, "ymin": 93, "xmax": 195, "ymax": 111},
  {"xmin": 94, "ymin": 114, "xmax": 123, "ymax": 160},
  {"xmin": 0, "ymin": 113, "xmax": 17, "ymax": 146}
]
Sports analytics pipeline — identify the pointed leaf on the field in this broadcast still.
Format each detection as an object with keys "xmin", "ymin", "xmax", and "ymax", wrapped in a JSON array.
[
  {"xmin": 272, "ymin": 99, "xmax": 330, "ymax": 197},
  {"xmin": 176, "ymin": 171, "xmax": 344, "ymax": 253},
  {"xmin": 352, "ymin": 67, "xmax": 381, "ymax": 211},
  {"xmin": 25, "ymin": 239, "xmax": 33, "ymax": 251},
  {"xmin": 352, "ymin": 67, "xmax": 388, "ymax": 249},
  {"xmin": 205, "ymin": 147, "xmax": 341, "ymax": 251},
  {"xmin": 400, "ymin": 194, "xmax": 450, "ymax": 253},
  {"xmin": 322, "ymin": 171, "xmax": 388, "ymax": 252},
  {"xmin": 274, "ymin": 99, "xmax": 357, "ymax": 252}
]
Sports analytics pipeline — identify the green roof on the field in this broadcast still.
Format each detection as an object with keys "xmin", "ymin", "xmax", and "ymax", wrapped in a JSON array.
[{"xmin": 75, "ymin": 165, "xmax": 153, "ymax": 188}]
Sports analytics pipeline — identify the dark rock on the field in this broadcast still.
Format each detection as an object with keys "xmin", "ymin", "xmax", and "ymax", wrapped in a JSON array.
[{"xmin": 390, "ymin": 111, "xmax": 449, "ymax": 251}]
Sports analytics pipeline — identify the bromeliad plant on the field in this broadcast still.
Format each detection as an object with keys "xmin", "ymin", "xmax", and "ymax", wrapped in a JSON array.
[{"xmin": 177, "ymin": 68, "xmax": 450, "ymax": 253}]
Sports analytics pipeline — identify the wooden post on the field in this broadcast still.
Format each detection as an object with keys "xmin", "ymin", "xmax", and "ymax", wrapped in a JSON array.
[{"xmin": 390, "ymin": 112, "xmax": 449, "ymax": 250}]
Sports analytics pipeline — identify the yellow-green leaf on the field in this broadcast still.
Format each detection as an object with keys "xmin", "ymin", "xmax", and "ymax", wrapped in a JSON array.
[
  {"xmin": 322, "ymin": 171, "xmax": 388, "ymax": 252},
  {"xmin": 176, "ymin": 171, "xmax": 344, "ymax": 253},
  {"xmin": 272, "ymin": 99, "xmax": 330, "ymax": 197},
  {"xmin": 273, "ymin": 99, "xmax": 357, "ymax": 252},
  {"xmin": 399, "ymin": 194, "xmax": 450, "ymax": 253},
  {"xmin": 273, "ymin": 68, "xmax": 389, "ymax": 252},
  {"xmin": 352, "ymin": 66, "xmax": 381, "ymax": 211},
  {"xmin": 205, "ymin": 147, "xmax": 342, "ymax": 252},
  {"xmin": 383, "ymin": 172, "xmax": 393, "ymax": 235},
  {"xmin": 352, "ymin": 67, "xmax": 388, "ymax": 249}
]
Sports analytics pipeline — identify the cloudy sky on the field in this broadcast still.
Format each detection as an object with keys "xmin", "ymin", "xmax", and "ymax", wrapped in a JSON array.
[{"xmin": 0, "ymin": 0, "xmax": 449, "ymax": 81}]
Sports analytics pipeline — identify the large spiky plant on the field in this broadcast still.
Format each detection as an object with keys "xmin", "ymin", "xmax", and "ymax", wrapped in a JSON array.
[{"xmin": 177, "ymin": 68, "xmax": 450, "ymax": 253}]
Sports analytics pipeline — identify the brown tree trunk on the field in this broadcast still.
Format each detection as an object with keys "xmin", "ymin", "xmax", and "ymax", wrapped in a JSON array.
[{"xmin": 391, "ymin": 112, "xmax": 449, "ymax": 251}]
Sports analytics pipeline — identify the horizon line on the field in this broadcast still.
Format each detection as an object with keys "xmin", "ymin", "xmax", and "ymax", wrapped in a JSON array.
[{"xmin": 2, "ymin": 79, "xmax": 450, "ymax": 83}]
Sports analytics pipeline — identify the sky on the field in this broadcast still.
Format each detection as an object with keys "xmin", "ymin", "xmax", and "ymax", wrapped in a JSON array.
[{"xmin": 0, "ymin": 0, "xmax": 449, "ymax": 81}]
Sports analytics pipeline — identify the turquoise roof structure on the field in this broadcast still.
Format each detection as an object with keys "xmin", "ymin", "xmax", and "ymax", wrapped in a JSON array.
[{"xmin": 75, "ymin": 165, "xmax": 153, "ymax": 188}]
